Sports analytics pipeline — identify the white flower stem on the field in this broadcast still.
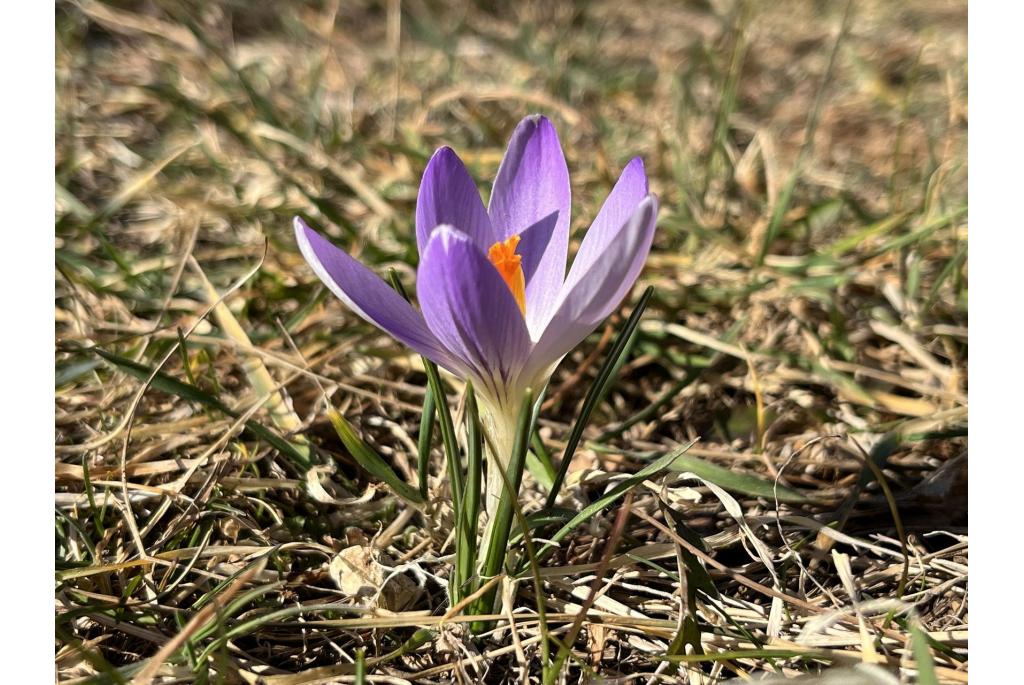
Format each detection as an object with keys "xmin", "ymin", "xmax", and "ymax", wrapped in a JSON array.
[{"xmin": 477, "ymin": 398, "xmax": 519, "ymax": 557}]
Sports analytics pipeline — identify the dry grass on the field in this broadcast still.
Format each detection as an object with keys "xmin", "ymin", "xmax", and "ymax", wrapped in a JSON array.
[{"xmin": 55, "ymin": 1, "xmax": 967, "ymax": 683}]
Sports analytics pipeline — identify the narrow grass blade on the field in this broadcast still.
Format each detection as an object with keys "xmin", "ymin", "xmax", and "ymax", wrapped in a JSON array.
[
  {"xmin": 755, "ymin": 0, "xmax": 853, "ymax": 266},
  {"xmin": 417, "ymin": 386, "xmax": 436, "ymax": 500},
  {"xmin": 326, "ymin": 408, "xmax": 424, "ymax": 506},
  {"xmin": 95, "ymin": 348, "xmax": 311, "ymax": 470},
  {"xmin": 655, "ymin": 648, "xmax": 828, "ymax": 663},
  {"xmin": 80, "ymin": 457, "xmax": 105, "ymax": 538},
  {"xmin": 423, "ymin": 361, "xmax": 463, "ymax": 513},
  {"xmin": 599, "ymin": 366, "xmax": 702, "ymax": 441},
  {"xmin": 530, "ymin": 439, "xmax": 697, "ymax": 567},
  {"xmin": 56, "ymin": 358, "xmax": 101, "ymax": 386},
  {"xmin": 133, "ymin": 557, "xmax": 267, "ymax": 685},
  {"xmin": 176, "ymin": 327, "xmax": 197, "ymax": 387},
  {"xmin": 527, "ymin": 429, "xmax": 556, "ymax": 492},
  {"xmin": 909, "ymin": 619, "xmax": 938, "ymax": 685},
  {"xmin": 663, "ymin": 505, "xmax": 720, "ymax": 600},
  {"xmin": 355, "ymin": 648, "xmax": 366, "ymax": 684},
  {"xmin": 664, "ymin": 615, "xmax": 703, "ymax": 673},
  {"xmin": 453, "ymin": 384, "xmax": 483, "ymax": 602},
  {"xmin": 546, "ymin": 286, "xmax": 655, "ymax": 508},
  {"xmin": 95, "ymin": 348, "xmax": 232, "ymax": 412},
  {"xmin": 388, "ymin": 269, "xmax": 464, "ymax": 512},
  {"xmin": 668, "ymin": 454, "xmax": 808, "ymax": 504}
]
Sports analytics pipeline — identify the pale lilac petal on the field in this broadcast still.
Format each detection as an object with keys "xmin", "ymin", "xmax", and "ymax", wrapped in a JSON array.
[
  {"xmin": 294, "ymin": 218, "xmax": 461, "ymax": 374},
  {"xmin": 514, "ymin": 211, "xmax": 558, "ymax": 330},
  {"xmin": 417, "ymin": 225, "xmax": 532, "ymax": 401},
  {"xmin": 488, "ymin": 115, "xmax": 571, "ymax": 334},
  {"xmin": 523, "ymin": 195, "xmax": 658, "ymax": 381},
  {"xmin": 415, "ymin": 146, "xmax": 495, "ymax": 254},
  {"xmin": 572, "ymin": 157, "xmax": 648, "ymax": 275}
]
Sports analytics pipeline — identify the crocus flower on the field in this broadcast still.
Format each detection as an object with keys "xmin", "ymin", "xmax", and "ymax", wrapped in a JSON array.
[{"xmin": 294, "ymin": 115, "xmax": 656, "ymax": 467}]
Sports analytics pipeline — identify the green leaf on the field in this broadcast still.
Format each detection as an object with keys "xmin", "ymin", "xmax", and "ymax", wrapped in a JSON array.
[
  {"xmin": 95, "ymin": 348, "xmax": 311, "ymax": 470},
  {"xmin": 527, "ymin": 429, "xmax": 556, "ymax": 492},
  {"xmin": 388, "ymin": 269, "xmax": 463, "ymax": 512},
  {"xmin": 56, "ymin": 358, "xmax": 101, "ymax": 386},
  {"xmin": 529, "ymin": 439, "xmax": 698, "ymax": 567},
  {"xmin": 326, "ymin": 409, "xmax": 424, "ymax": 506},
  {"xmin": 668, "ymin": 454, "xmax": 808, "ymax": 504},
  {"xmin": 95, "ymin": 348, "xmax": 232, "ymax": 413},
  {"xmin": 416, "ymin": 386, "xmax": 436, "ymax": 500},
  {"xmin": 546, "ymin": 286, "xmax": 655, "ymax": 507},
  {"xmin": 454, "ymin": 384, "xmax": 483, "ymax": 601},
  {"xmin": 910, "ymin": 619, "xmax": 939, "ymax": 685},
  {"xmin": 664, "ymin": 506, "xmax": 719, "ymax": 599},
  {"xmin": 508, "ymin": 508, "xmax": 579, "ymax": 544}
]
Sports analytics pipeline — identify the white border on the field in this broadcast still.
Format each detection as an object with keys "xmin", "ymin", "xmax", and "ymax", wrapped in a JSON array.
[
  {"xmin": 970, "ymin": 2, "xmax": 1020, "ymax": 680},
  {"xmin": 3, "ymin": 1, "xmax": 56, "ymax": 675}
]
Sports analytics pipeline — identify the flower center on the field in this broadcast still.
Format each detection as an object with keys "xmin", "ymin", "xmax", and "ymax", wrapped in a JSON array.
[{"xmin": 487, "ymin": 235, "xmax": 526, "ymax": 316}]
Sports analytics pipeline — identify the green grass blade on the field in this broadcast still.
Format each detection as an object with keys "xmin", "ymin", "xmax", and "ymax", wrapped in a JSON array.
[
  {"xmin": 326, "ymin": 408, "xmax": 424, "ymax": 506},
  {"xmin": 755, "ymin": 0, "xmax": 853, "ymax": 266},
  {"xmin": 546, "ymin": 286, "xmax": 655, "ymax": 508},
  {"xmin": 530, "ymin": 439, "xmax": 697, "ymax": 567},
  {"xmin": 454, "ymin": 384, "xmax": 483, "ymax": 602},
  {"xmin": 95, "ymin": 348, "xmax": 311, "ymax": 470},
  {"xmin": 355, "ymin": 648, "xmax": 366, "ymax": 684},
  {"xmin": 422, "ymin": 361, "xmax": 464, "ymax": 514},
  {"xmin": 527, "ymin": 429, "xmax": 557, "ymax": 492},
  {"xmin": 95, "ymin": 348, "xmax": 232, "ymax": 413},
  {"xmin": 388, "ymin": 270, "xmax": 464, "ymax": 513},
  {"xmin": 417, "ymin": 386, "xmax": 436, "ymax": 500},
  {"xmin": 667, "ymin": 454, "xmax": 808, "ymax": 504},
  {"xmin": 56, "ymin": 358, "xmax": 102, "ymax": 386},
  {"xmin": 910, "ymin": 618, "xmax": 939, "ymax": 685}
]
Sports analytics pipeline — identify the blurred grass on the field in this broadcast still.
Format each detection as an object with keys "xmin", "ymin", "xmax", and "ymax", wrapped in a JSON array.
[{"xmin": 55, "ymin": 0, "xmax": 966, "ymax": 683}]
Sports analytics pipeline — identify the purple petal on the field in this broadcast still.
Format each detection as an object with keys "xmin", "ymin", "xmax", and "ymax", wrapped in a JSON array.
[
  {"xmin": 523, "ymin": 195, "xmax": 658, "ymax": 381},
  {"xmin": 488, "ymin": 115, "xmax": 571, "ymax": 334},
  {"xmin": 577, "ymin": 157, "xmax": 649, "ymax": 268},
  {"xmin": 417, "ymin": 225, "xmax": 532, "ymax": 401},
  {"xmin": 294, "ymin": 218, "xmax": 461, "ymax": 373},
  {"xmin": 416, "ymin": 146, "xmax": 495, "ymax": 254}
]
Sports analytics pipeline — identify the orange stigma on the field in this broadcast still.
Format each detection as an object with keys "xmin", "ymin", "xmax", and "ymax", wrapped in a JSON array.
[{"xmin": 487, "ymin": 235, "xmax": 526, "ymax": 316}]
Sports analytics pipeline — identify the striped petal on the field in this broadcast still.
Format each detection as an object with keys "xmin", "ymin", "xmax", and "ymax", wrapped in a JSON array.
[
  {"xmin": 294, "ymin": 218, "xmax": 462, "ymax": 374},
  {"xmin": 523, "ymin": 195, "xmax": 658, "ymax": 381},
  {"xmin": 488, "ymin": 115, "xmax": 571, "ymax": 335},
  {"xmin": 415, "ymin": 146, "xmax": 495, "ymax": 253},
  {"xmin": 417, "ymin": 225, "xmax": 532, "ymax": 404}
]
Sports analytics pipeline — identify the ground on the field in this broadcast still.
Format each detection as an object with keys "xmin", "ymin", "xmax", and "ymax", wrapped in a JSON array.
[{"xmin": 56, "ymin": 1, "xmax": 967, "ymax": 682}]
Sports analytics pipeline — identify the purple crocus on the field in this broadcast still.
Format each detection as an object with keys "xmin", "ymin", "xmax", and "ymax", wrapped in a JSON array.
[{"xmin": 294, "ymin": 115, "xmax": 656, "ymax": 443}]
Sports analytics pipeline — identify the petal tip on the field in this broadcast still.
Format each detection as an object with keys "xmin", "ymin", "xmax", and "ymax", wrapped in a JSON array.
[
  {"xmin": 517, "ymin": 113, "xmax": 556, "ymax": 136},
  {"xmin": 625, "ymin": 157, "xmax": 649, "ymax": 193},
  {"xmin": 293, "ymin": 216, "xmax": 320, "ymax": 250},
  {"xmin": 430, "ymin": 145, "xmax": 458, "ymax": 164}
]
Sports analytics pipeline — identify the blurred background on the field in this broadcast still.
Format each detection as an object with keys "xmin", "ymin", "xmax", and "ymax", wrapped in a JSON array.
[{"xmin": 56, "ymin": 0, "xmax": 967, "ymax": 681}]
